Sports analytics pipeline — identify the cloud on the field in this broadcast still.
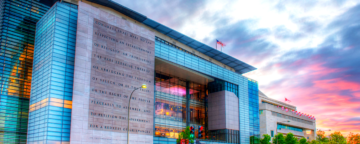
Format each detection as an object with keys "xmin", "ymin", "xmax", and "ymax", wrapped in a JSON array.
[
  {"xmin": 113, "ymin": 0, "xmax": 206, "ymax": 29},
  {"xmin": 114, "ymin": 0, "xmax": 360, "ymax": 135},
  {"xmin": 244, "ymin": 2, "xmax": 360, "ymax": 135}
]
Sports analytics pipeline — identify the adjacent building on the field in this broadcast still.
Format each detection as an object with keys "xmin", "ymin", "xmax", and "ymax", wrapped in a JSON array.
[
  {"xmin": 259, "ymin": 91, "xmax": 316, "ymax": 141},
  {"xmin": 0, "ymin": 0, "xmax": 261, "ymax": 144}
]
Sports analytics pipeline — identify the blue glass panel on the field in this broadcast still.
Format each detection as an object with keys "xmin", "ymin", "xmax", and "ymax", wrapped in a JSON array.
[{"xmin": 27, "ymin": 2, "xmax": 77, "ymax": 144}]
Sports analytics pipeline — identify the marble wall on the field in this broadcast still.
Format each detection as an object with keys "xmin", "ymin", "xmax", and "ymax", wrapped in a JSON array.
[{"xmin": 70, "ymin": 2, "xmax": 155, "ymax": 144}]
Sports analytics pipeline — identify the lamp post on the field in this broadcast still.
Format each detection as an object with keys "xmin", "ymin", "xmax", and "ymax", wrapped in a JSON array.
[
  {"xmin": 277, "ymin": 120, "xmax": 290, "ymax": 144},
  {"xmin": 127, "ymin": 84, "xmax": 147, "ymax": 144}
]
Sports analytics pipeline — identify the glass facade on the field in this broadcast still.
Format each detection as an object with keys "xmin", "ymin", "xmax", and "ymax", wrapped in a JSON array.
[
  {"xmin": 154, "ymin": 72, "xmax": 206, "ymax": 143},
  {"xmin": 155, "ymin": 37, "xmax": 241, "ymax": 85},
  {"xmin": 155, "ymin": 37, "xmax": 260, "ymax": 143},
  {"xmin": 0, "ymin": 0, "xmax": 49, "ymax": 143},
  {"xmin": 277, "ymin": 124, "xmax": 303, "ymax": 132},
  {"xmin": 248, "ymin": 80, "xmax": 260, "ymax": 144},
  {"xmin": 27, "ymin": 2, "xmax": 77, "ymax": 144},
  {"xmin": 208, "ymin": 129, "xmax": 239, "ymax": 143},
  {"xmin": 208, "ymin": 79, "xmax": 238, "ymax": 97},
  {"xmin": 0, "ymin": 1, "xmax": 260, "ymax": 143},
  {"xmin": 239, "ymin": 77, "xmax": 249, "ymax": 143}
]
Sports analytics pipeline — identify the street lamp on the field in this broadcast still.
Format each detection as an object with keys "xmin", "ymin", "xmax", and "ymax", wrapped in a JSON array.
[
  {"xmin": 277, "ymin": 121, "xmax": 290, "ymax": 144},
  {"xmin": 127, "ymin": 84, "xmax": 147, "ymax": 144}
]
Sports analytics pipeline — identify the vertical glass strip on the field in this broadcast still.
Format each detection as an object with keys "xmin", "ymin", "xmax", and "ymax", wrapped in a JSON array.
[
  {"xmin": 0, "ymin": 0, "xmax": 49, "ymax": 143},
  {"xmin": 239, "ymin": 77, "xmax": 249, "ymax": 144},
  {"xmin": 27, "ymin": 2, "xmax": 77, "ymax": 144},
  {"xmin": 248, "ymin": 79, "xmax": 260, "ymax": 144}
]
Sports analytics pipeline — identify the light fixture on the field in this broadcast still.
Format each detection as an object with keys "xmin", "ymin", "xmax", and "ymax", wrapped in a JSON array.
[{"xmin": 141, "ymin": 84, "xmax": 147, "ymax": 89}]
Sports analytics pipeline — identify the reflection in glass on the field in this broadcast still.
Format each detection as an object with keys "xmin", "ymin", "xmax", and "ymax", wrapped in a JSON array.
[
  {"xmin": 0, "ymin": 0, "xmax": 49, "ymax": 143},
  {"xmin": 154, "ymin": 72, "xmax": 206, "ymax": 141}
]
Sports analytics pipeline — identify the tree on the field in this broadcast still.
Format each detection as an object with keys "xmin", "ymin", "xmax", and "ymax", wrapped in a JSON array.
[
  {"xmin": 316, "ymin": 130, "xmax": 329, "ymax": 143},
  {"xmin": 176, "ymin": 132, "xmax": 183, "ymax": 143},
  {"xmin": 329, "ymin": 131, "xmax": 346, "ymax": 144},
  {"xmin": 309, "ymin": 140, "xmax": 318, "ymax": 144},
  {"xmin": 184, "ymin": 126, "xmax": 190, "ymax": 139},
  {"xmin": 285, "ymin": 133, "xmax": 298, "ymax": 144},
  {"xmin": 251, "ymin": 136, "xmax": 260, "ymax": 144},
  {"xmin": 299, "ymin": 137, "xmax": 308, "ymax": 144},
  {"xmin": 273, "ymin": 133, "xmax": 286, "ymax": 144},
  {"xmin": 176, "ymin": 126, "xmax": 194, "ymax": 144},
  {"xmin": 347, "ymin": 132, "xmax": 360, "ymax": 144},
  {"xmin": 260, "ymin": 134, "xmax": 271, "ymax": 144}
]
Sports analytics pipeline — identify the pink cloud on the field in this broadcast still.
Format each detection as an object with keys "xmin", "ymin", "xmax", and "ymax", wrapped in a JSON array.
[
  {"xmin": 314, "ymin": 78, "xmax": 360, "ymax": 91},
  {"xmin": 252, "ymin": 61, "xmax": 360, "ymax": 135}
]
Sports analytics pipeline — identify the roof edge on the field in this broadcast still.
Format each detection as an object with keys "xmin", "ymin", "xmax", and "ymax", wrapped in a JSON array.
[{"xmin": 87, "ymin": 0, "xmax": 257, "ymax": 74}]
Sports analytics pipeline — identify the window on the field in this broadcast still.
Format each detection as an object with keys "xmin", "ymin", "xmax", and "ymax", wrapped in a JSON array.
[
  {"xmin": 271, "ymin": 130, "xmax": 274, "ymax": 137},
  {"xmin": 260, "ymin": 110, "xmax": 263, "ymax": 115},
  {"xmin": 277, "ymin": 124, "xmax": 303, "ymax": 132}
]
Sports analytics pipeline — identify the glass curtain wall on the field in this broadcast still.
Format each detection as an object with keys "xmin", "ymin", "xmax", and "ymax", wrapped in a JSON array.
[
  {"xmin": 209, "ymin": 79, "xmax": 238, "ymax": 97},
  {"xmin": 154, "ymin": 72, "xmax": 186, "ymax": 141},
  {"xmin": 188, "ymin": 80, "xmax": 206, "ymax": 140},
  {"xmin": 277, "ymin": 124, "xmax": 303, "ymax": 132},
  {"xmin": 0, "ymin": 0, "xmax": 49, "ymax": 143},
  {"xmin": 154, "ymin": 72, "xmax": 206, "ymax": 143},
  {"xmin": 208, "ymin": 129, "xmax": 239, "ymax": 143},
  {"xmin": 27, "ymin": 2, "xmax": 77, "ymax": 144},
  {"xmin": 155, "ymin": 37, "xmax": 260, "ymax": 143},
  {"xmin": 248, "ymin": 79, "xmax": 260, "ymax": 144}
]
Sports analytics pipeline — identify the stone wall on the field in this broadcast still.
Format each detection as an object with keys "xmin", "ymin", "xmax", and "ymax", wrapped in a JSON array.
[
  {"xmin": 70, "ymin": 2, "xmax": 155, "ymax": 144},
  {"xmin": 259, "ymin": 104, "xmax": 316, "ymax": 141},
  {"xmin": 208, "ymin": 91, "xmax": 239, "ymax": 130}
]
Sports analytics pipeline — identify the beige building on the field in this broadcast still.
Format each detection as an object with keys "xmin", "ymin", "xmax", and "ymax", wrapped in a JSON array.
[{"xmin": 259, "ymin": 91, "xmax": 316, "ymax": 141}]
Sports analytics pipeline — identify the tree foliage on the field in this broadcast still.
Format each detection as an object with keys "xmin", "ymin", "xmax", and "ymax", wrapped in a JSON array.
[
  {"xmin": 329, "ymin": 131, "xmax": 346, "ymax": 144},
  {"xmin": 273, "ymin": 133, "xmax": 286, "ymax": 144},
  {"xmin": 309, "ymin": 140, "xmax": 318, "ymax": 144},
  {"xmin": 314, "ymin": 130, "xmax": 360, "ymax": 144},
  {"xmin": 176, "ymin": 126, "xmax": 194, "ymax": 143},
  {"xmin": 317, "ymin": 130, "xmax": 329, "ymax": 143},
  {"xmin": 251, "ymin": 136, "xmax": 260, "ymax": 144},
  {"xmin": 285, "ymin": 133, "xmax": 298, "ymax": 144},
  {"xmin": 260, "ymin": 134, "xmax": 271, "ymax": 144},
  {"xmin": 299, "ymin": 137, "xmax": 308, "ymax": 144},
  {"xmin": 347, "ymin": 132, "xmax": 360, "ymax": 144}
]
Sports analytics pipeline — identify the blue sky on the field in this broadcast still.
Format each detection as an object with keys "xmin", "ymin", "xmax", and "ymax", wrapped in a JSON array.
[{"xmin": 115, "ymin": 0, "xmax": 360, "ymax": 135}]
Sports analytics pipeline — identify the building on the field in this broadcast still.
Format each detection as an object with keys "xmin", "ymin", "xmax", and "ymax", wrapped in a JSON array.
[
  {"xmin": 0, "ymin": 0, "xmax": 260, "ymax": 144},
  {"xmin": 0, "ymin": 0, "xmax": 50, "ymax": 143},
  {"xmin": 259, "ymin": 91, "xmax": 316, "ymax": 141}
]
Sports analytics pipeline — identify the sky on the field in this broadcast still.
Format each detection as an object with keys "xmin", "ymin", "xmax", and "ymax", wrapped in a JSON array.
[{"xmin": 115, "ymin": 0, "xmax": 360, "ymax": 136}]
